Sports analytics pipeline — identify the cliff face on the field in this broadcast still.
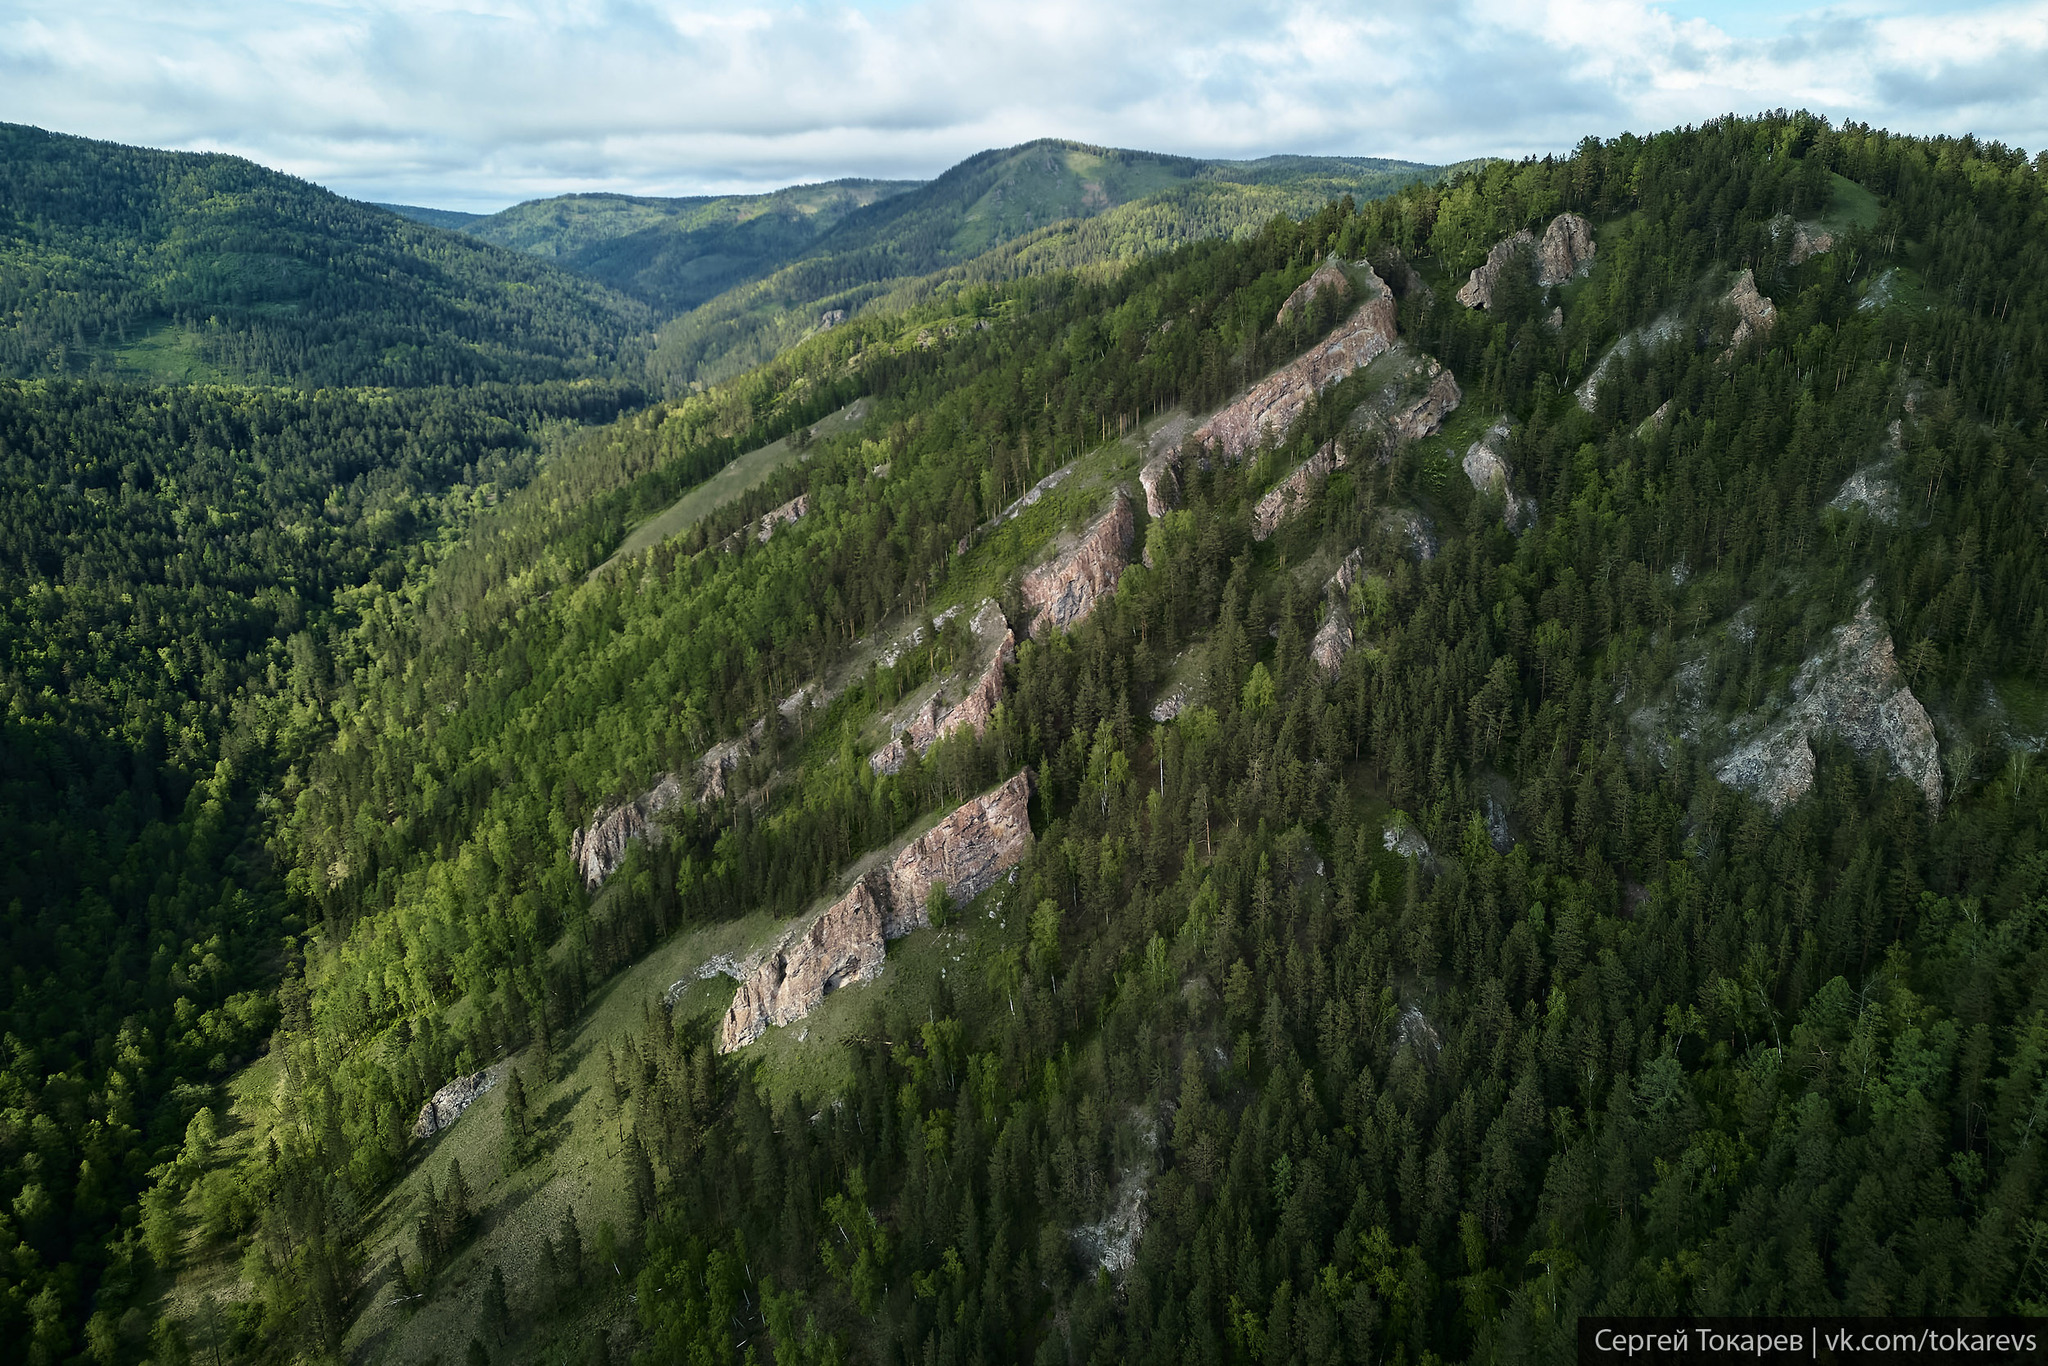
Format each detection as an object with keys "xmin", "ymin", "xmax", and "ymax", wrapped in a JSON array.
[
  {"xmin": 1716, "ymin": 598, "xmax": 1942, "ymax": 815},
  {"xmin": 1310, "ymin": 549, "xmax": 1364, "ymax": 675},
  {"xmin": 758, "ymin": 492, "xmax": 809, "ymax": 542},
  {"xmin": 1139, "ymin": 451, "xmax": 1180, "ymax": 518},
  {"xmin": 1460, "ymin": 214, "xmax": 1597, "ymax": 307},
  {"xmin": 1725, "ymin": 269, "xmax": 1776, "ymax": 352},
  {"xmin": 1022, "ymin": 494, "xmax": 1134, "ymax": 637},
  {"xmin": 1536, "ymin": 213, "xmax": 1597, "ymax": 286},
  {"xmin": 1455, "ymin": 230, "xmax": 1534, "ymax": 309},
  {"xmin": 719, "ymin": 772, "xmax": 1033, "ymax": 1051},
  {"xmin": 1461, "ymin": 420, "xmax": 1532, "ymax": 529},
  {"xmin": 1389, "ymin": 365, "xmax": 1462, "ymax": 442},
  {"xmin": 1275, "ymin": 259, "xmax": 1351, "ymax": 326},
  {"xmin": 1191, "ymin": 266, "xmax": 1397, "ymax": 462},
  {"xmin": 870, "ymin": 628, "xmax": 1016, "ymax": 774},
  {"xmin": 570, "ymin": 773, "xmax": 686, "ymax": 891},
  {"xmin": 1253, "ymin": 440, "xmax": 1342, "ymax": 542}
]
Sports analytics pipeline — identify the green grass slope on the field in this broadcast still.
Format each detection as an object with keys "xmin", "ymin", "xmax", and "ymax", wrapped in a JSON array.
[
  {"xmin": 0, "ymin": 123, "xmax": 652, "ymax": 385},
  {"xmin": 644, "ymin": 139, "xmax": 1447, "ymax": 389}
]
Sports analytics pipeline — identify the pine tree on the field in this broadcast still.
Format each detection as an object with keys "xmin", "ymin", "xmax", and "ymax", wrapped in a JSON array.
[
  {"xmin": 481, "ymin": 1263, "xmax": 511, "ymax": 1340},
  {"xmin": 501, "ymin": 1069, "xmax": 531, "ymax": 1175}
]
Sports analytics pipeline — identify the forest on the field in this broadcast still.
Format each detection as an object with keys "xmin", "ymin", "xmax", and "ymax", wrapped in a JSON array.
[{"xmin": 0, "ymin": 111, "xmax": 2044, "ymax": 1366}]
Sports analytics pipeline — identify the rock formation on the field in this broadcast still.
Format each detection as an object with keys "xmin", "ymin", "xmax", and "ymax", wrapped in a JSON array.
[
  {"xmin": 1456, "ymin": 230, "xmax": 1535, "ymax": 309},
  {"xmin": 1388, "ymin": 364, "xmax": 1462, "ymax": 443},
  {"xmin": 1776, "ymin": 218, "xmax": 1834, "ymax": 264},
  {"xmin": 1715, "ymin": 598, "xmax": 1942, "ymax": 815},
  {"xmin": 758, "ymin": 492, "xmax": 809, "ymax": 542},
  {"xmin": 1252, "ymin": 440, "xmax": 1342, "ymax": 542},
  {"xmin": 1460, "ymin": 214, "xmax": 1596, "ymax": 309},
  {"xmin": 871, "ymin": 628, "xmax": 1016, "ymax": 774},
  {"xmin": 1725, "ymin": 269, "xmax": 1776, "ymax": 352},
  {"xmin": 413, "ymin": 1066, "xmax": 501, "ymax": 1140},
  {"xmin": 1022, "ymin": 494, "xmax": 1134, "ymax": 637},
  {"xmin": 1386, "ymin": 508, "xmax": 1438, "ymax": 561},
  {"xmin": 1827, "ymin": 467, "xmax": 1900, "ymax": 524},
  {"xmin": 1139, "ymin": 451, "xmax": 1180, "ymax": 518},
  {"xmin": 1191, "ymin": 266, "xmax": 1398, "ymax": 461},
  {"xmin": 571, "ymin": 773, "xmax": 685, "ymax": 891},
  {"xmin": 1536, "ymin": 213, "xmax": 1597, "ymax": 286},
  {"xmin": 1276, "ymin": 259, "xmax": 1351, "ymax": 326},
  {"xmin": 720, "ymin": 772, "xmax": 1033, "ymax": 1050},
  {"xmin": 1462, "ymin": 420, "xmax": 1532, "ymax": 529},
  {"xmin": 1310, "ymin": 550, "xmax": 1364, "ymax": 676}
]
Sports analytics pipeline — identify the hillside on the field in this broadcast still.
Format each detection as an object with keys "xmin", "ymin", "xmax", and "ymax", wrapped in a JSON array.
[
  {"xmin": 0, "ymin": 123, "xmax": 651, "ymax": 385},
  {"xmin": 630, "ymin": 139, "xmax": 1447, "ymax": 388},
  {"xmin": 5, "ymin": 113, "xmax": 2048, "ymax": 1366}
]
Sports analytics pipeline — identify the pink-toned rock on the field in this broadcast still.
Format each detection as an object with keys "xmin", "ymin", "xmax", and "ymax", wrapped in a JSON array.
[
  {"xmin": 1310, "ymin": 549, "xmax": 1364, "ymax": 676},
  {"xmin": 758, "ymin": 492, "xmax": 809, "ymax": 542},
  {"xmin": 1389, "ymin": 364, "xmax": 1462, "ymax": 442},
  {"xmin": 870, "ymin": 630, "xmax": 1016, "ymax": 774},
  {"xmin": 1786, "ymin": 221, "xmax": 1834, "ymax": 264},
  {"xmin": 1192, "ymin": 267, "xmax": 1398, "ymax": 461},
  {"xmin": 720, "ymin": 773, "xmax": 1033, "ymax": 1050},
  {"xmin": 1455, "ymin": 230, "xmax": 1534, "ymax": 309},
  {"xmin": 1253, "ymin": 440, "xmax": 1343, "ymax": 542},
  {"xmin": 570, "ymin": 773, "xmax": 685, "ymax": 891},
  {"xmin": 1022, "ymin": 494, "xmax": 1135, "ymax": 637},
  {"xmin": 1276, "ymin": 259, "xmax": 1352, "ymax": 326},
  {"xmin": 1725, "ymin": 269, "xmax": 1776, "ymax": 352},
  {"xmin": 1536, "ymin": 213, "xmax": 1597, "ymax": 286}
]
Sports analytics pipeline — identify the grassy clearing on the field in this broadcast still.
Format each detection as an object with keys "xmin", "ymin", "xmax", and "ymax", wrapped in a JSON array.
[
  {"xmin": 587, "ymin": 398, "xmax": 873, "ymax": 581},
  {"xmin": 1825, "ymin": 173, "xmax": 1882, "ymax": 233},
  {"xmin": 106, "ymin": 323, "xmax": 236, "ymax": 384}
]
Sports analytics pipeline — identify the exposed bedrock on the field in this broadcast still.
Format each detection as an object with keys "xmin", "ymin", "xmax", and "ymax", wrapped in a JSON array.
[
  {"xmin": 570, "ymin": 773, "xmax": 685, "ymax": 891},
  {"xmin": 1022, "ymin": 494, "xmax": 1134, "ymax": 637},
  {"xmin": 1459, "ymin": 214, "xmax": 1597, "ymax": 309},
  {"xmin": 1462, "ymin": 420, "xmax": 1534, "ymax": 530},
  {"xmin": 1252, "ymin": 440, "xmax": 1343, "ymax": 542},
  {"xmin": 1276, "ymin": 258, "xmax": 1352, "ymax": 326},
  {"xmin": 757, "ymin": 492, "xmax": 809, "ymax": 542},
  {"xmin": 1139, "ymin": 451, "xmax": 1180, "ymax": 518},
  {"xmin": 1725, "ymin": 269, "xmax": 1777, "ymax": 352},
  {"xmin": 1715, "ymin": 598, "xmax": 1943, "ymax": 815},
  {"xmin": 871, "ymin": 628, "xmax": 1016, "ymax": 774},
  {"xmin": 413, "ymin": 1065, "xmax": 503, "ymax": 1140},
  {"xmin": 1309, "ymin": 549, "xmax": 1365, "ymax": 676},
  {"xmin": 1190, "ymin": 266, "xmax": 1397, "ymax": 462},
  {"xmin": 719, "ymin": 772, "xmax": 1033, "ymax": 1051}
]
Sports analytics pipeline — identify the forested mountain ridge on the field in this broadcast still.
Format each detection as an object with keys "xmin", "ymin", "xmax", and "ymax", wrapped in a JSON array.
[
  {"xmin": 3, "ymin": 111, "xmax": 2047, "ymax": 1366},
  {"xmin": 640, "ymin": 139, "xmax": 1451, "ymax": 389},
  {"xmin": 0, "ymin": 124, "xmax": 652, "ymax": 386}
]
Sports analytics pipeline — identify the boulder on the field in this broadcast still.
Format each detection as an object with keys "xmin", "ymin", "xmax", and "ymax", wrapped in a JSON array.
[
  {"xmin": 1455, "ymin": 230, "xmax": 1534, "ymax": 309},
  {"xmin": 1191, "ymin": 267, "xmax": 1398, "ymax": 461},
  {"xmin": 1022, "ymin": 494, "xmax": 1135, "ymax": 637},
  {"xmin": 1276, "ymin": 259, "xmax": 1351, "ymax": 326},
  {"xmin": 1536, "ymin": 213, "xmax": 1597, "ymax": 286},
  {"xmin": 413, "ymin": 1067, "xmax": 500, "ymax": 1140},
  {"xmin": 1139, "ymin": 451, "xmax": 1180, "ymax": 518},
  {"xmin": 720, "ymin": 773, "xmax": 1033, "ymax": 1050},
  {"xmin": 1461, "ymin": 420, "xmax": 1532, "ymax": 529},
  {"xmin": 1715, "ymin": 598, "xmax": 1942, "ymax": 814},
  {"xmin": 570, "ymin": 773, "xmax": 686, "ymax": 891}
]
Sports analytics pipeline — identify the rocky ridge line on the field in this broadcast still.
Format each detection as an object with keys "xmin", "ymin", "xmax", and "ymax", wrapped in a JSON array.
[{"xmin": 719, "ymin": 772, "xmax": 1033, "ymax": 1051}]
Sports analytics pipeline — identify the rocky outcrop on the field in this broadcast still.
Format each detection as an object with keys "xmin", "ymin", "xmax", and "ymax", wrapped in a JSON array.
[
  {"xmin": 1139, "ymin": 451, "xmax": 1180, "ymax": 518},
  {"xmin": 1252, "ymin": 441, "xmax": 1342, "ymax": 541},
  {"xmin": 413, "ymin": 1066, "xmax": 501, "ymax": 1140},
  {"xmin": 697, "ymin": 727, "xmax": 759, "ymax": 803},
  {"xmin": 758, "ymin": 492, "xmax": 809, "ymax": 542},
  {"xmin": 1462, "ymin": 420, "xmax": 1532, "ymax": 529},
  {"xmin": 1022, "ymin": 494, "xmax": 1134, "ymax": 637},
  {"xmin": 1389, "ymin": 365, "xmax": 1462, "ymax": 442},
  {"xmin": 1536, "ymin": 213, "xmax": 1597, "ymax": 286},
  {"xmin": 1276, "ymin": 259, "xmax": 1351, "ymax": 326},
  {"xmin": 1725, "ymin": 269, "xmax": 1776, "ymax": 352},
  {"xmin": 1775, "ymin": 217, "xmax": 1835, "ymax": 264},
  {"xmin": 1310, "ymin": 549, "xmax": 1365, "ymax": 675},
  {"xmin": 571, "ymin": 774, "xmax": 686, "ymax": 891},
  {"xmin": 1339, "ymin": 350, "xmax": 1461, "ymax": 466},
  {"xmin": 871, "ymin": 629, "xmax": 1015, "ymax": 774},
  {"xmin": 1827, "ymin": 467, "xmax": 1900, "ymax": 524},
  {"xmin": 720, "ymin": 773, "xmax": 1033, "ymax": 1050},
  {"xmin": 1386, "ymin": 508, "xmax": 1438, "ymax": 561},
  {"xmin": 1456, "ymin": 230, "xmax": 1535, "ymax": 309},
  {"xmin": 1191, "ymin": 267, "xmax": 1397, "ymax": 461},
  {"xmin": 1715, "ymin": 598, "xmax": 1942, "ymax": 815},
  {"xmin": 1370, "ymin": 247, "xmax": 1428, "ymax": 301},
  {"xmin": 1460, "ymin": 214, "xmax": 1596, "ymax": 308}
]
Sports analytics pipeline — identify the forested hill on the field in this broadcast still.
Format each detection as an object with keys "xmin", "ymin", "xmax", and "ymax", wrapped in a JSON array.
[
  {"xmin": 641, "ymin": 139, "xmax": 1449, "ymax": 388},
  {"xmin": 4, "ymin": 111, "xmax": 2048, "ymax": 1366},
  {"xmin": 0, "ymin": 124, "xmax": 651, "ymax": 386}
]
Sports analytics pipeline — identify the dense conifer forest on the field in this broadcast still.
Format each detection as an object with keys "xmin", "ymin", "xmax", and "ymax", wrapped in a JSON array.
[{"xmin": 1, "ymin": 111, "xmax": 2046, "ymax": 1366}]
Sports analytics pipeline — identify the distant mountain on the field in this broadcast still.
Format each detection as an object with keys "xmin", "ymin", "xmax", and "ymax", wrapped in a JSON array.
[
  {"xmin": 452, "ymin": 180, "xmax": 921, "ymax": 317},
  {"xmin": 374, "ymin": 201, "xmax": 486, "ymax": 230},
  {"xmin": 0, "ymin": 123, "xmax": 651, "ymax": 386},
  {"xmin": 640, "ymin": 139, "xmax": 1450, "ymax": 389}
]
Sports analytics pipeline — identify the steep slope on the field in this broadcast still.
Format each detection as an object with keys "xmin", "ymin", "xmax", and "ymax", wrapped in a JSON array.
[
  {"xmin": 0, "ymin": 123, "xmax": 650, "ymax": 384},
  {"xmin": 645, "ymin": 139, "xmax": 1446, "ymax": 387}
]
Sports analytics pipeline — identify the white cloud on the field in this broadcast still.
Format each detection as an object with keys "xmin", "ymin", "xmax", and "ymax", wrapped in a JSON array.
[{"xmin": 2, "ymin": 0, "xmax": 2043, "ymax": 211}]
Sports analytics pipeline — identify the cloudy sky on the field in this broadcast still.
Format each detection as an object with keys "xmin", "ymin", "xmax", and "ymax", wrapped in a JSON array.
[{"xmin": 3, "ymin": 0, "xmax": 2044, "ymax": 211}]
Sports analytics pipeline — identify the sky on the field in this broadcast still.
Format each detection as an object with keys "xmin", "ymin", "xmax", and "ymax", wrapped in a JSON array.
[{"xmin": 2, "ymin": 0, "xmax": 2044, "ymax": 212}]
